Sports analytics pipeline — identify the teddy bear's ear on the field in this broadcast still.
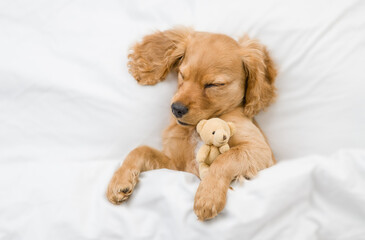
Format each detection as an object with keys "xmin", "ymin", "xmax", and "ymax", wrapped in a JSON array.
[
  {"xmin": 227, "ymin": 122, "xmax": 236, "ymax": 136},
  {"xmin": 196, "ymin": 120, "xmax": 207, "ymax": 134}
]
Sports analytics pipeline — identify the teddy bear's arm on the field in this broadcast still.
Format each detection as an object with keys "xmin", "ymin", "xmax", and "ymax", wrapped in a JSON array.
[
  {"xmin": 198, "ymin": 162, "xmax": 210, "ymax": 180},
  {"xmin": 219, "ymin": 144, "xmax": 230, "ymax": 154},
  {"xmin": 196, "ymin": 145, "xmax": 211, "ymax": 179},
  {"xmin": 196, "ymin": 145, "xmax": 211, "ymax": 163}
]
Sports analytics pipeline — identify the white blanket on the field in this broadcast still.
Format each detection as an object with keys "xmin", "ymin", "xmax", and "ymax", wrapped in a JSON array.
[
  {"xmin": 1, "ymin": 150, "xmax": 364, "ymax": 239},
  {"xmin": 1, "ymin": 0, "xmax": 365, "ymax": 239}
]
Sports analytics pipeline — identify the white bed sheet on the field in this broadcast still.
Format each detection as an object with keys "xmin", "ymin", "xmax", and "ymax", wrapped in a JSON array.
[{"xmin": 1, "ymin": 0, "xmax": 365, "ymax": 239}]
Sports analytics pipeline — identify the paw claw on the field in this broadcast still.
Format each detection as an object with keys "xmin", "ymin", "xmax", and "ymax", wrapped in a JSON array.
[{"xmin": 120, "ymin": 188, "xmax": 130, "ymax": 194}]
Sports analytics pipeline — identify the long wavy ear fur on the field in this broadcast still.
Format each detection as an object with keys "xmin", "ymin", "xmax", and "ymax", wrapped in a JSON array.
[
  {"xmin": 239, "ymin": 35, "xmax": 277, "ymax": 118},
  {"xmin": 128, "ymin": 27, "xmax": 193, "ymax": 85}
]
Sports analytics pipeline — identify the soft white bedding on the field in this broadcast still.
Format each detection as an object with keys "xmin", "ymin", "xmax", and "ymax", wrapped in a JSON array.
[
  {"xmin": 1, "ymin": 0, "xmax": 365, "ymax": 239},
  {"xmin": 0, "ymin": 150, "xmax": 365, "ymax": 239}
]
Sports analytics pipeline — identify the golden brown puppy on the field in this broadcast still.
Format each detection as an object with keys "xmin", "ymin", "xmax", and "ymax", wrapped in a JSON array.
[{"xmin": 107, "ymin": 27, "xmax": 277, "ymax": 221}]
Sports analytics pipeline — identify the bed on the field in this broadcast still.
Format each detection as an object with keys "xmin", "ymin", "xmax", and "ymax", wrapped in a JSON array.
[{"xmin": 0, "ymin": 0, "xmax": 365, "ymax": 239}]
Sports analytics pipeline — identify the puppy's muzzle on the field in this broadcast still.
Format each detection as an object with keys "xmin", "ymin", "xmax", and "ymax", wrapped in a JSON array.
[{"xmin": 171, "ymin": 102, "xmax": 188, "ymax": 118}]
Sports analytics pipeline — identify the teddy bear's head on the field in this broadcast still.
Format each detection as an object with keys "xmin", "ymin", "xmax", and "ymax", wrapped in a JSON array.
[{"xmin": 196, "ymin": 118, "xmax": 235, "ymax": 147}]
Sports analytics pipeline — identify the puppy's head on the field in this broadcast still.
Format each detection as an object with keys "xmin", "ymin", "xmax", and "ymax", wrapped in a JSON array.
[{"xmin": 128, "ymin": 28, "xmax": 277, "ymax": 126}]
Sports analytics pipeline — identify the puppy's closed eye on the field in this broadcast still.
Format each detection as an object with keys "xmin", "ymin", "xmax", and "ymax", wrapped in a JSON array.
[
  {"xmin": 204, "ymin": 83, "xmax": 225, "ymax": 89},
  {"xmin": 178, "ymin": 71, "xmax": 185, "ymax": 87}
]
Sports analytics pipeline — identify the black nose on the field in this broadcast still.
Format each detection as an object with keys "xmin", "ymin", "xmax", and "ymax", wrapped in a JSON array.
[
  {"xmin": 171, "ymin": 102, "xmax": 188, "ymax": 118},
  {"xmin": 223, "ymin": 135, "xmax": 227, "ymax": 140}
]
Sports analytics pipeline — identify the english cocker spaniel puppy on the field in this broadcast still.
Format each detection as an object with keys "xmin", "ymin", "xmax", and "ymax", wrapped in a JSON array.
[{"xmin": 107, "ymin": 27, "xmax": 277, "ymax": 221}]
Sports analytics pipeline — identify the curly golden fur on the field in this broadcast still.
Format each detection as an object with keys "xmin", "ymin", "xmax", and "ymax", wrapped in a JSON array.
[{"xmin": 107, "ymin": 27, "xmax": 277, "ymax": 221}]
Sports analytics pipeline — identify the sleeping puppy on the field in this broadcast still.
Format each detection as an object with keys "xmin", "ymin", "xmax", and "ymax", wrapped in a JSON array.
[{"xmin": 107, "ymin": 27, "xmax": 277, "ymax": 221}]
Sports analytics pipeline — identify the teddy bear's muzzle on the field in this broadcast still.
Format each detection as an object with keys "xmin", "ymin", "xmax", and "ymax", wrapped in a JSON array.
[{"xmin": 213, "ymin": 130, "xmax": 229, "ymax": 146}]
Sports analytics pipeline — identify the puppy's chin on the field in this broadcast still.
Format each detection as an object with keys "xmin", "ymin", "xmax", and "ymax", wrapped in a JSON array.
[
  {"xmin": 177, "ymin": 120, "xmax": 193, "ymax": 126},
  {"xmin": 173, "ymin": 113, "xmax": 208, "ymax": 127},
  {"xmin": 175, "ymin": 115, "xmax": 209, "ymax": 127}
]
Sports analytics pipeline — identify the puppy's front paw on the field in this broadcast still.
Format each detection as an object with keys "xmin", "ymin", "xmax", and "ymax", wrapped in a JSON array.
[
  {"xmin": 194, "ymin": 179, "xmax": 228, "ymax": 221},
  {"xmin": 106, "ymin": 168, "xmax": 139, "ymax": 205}
]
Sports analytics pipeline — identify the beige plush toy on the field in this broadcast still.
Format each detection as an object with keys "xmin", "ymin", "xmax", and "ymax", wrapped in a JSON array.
[{"xmin": 196, "ymin": 118, "xmax": 235, "ymax": 179}]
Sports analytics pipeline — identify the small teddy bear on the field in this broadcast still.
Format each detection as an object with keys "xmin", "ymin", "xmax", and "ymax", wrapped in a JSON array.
[{"xmin": 196, "ymin": 118, "xmax": 235, "ymax": 179}]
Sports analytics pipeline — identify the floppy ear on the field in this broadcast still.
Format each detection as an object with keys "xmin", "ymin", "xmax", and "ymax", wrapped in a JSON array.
[
  {"xmin": 239, "ymin": 35, "xmax": 277, "ymax": 118},
  {"xmin": 196, "ymin": 120, "xmax": 207, "ymax": 135},
  {"xmin": 128, "ymin": 27, "xmax": 192, "ymax": 86},
  {"xmin": 227, "ymin": 122, "xmax": 236, "ymax": 136}
]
